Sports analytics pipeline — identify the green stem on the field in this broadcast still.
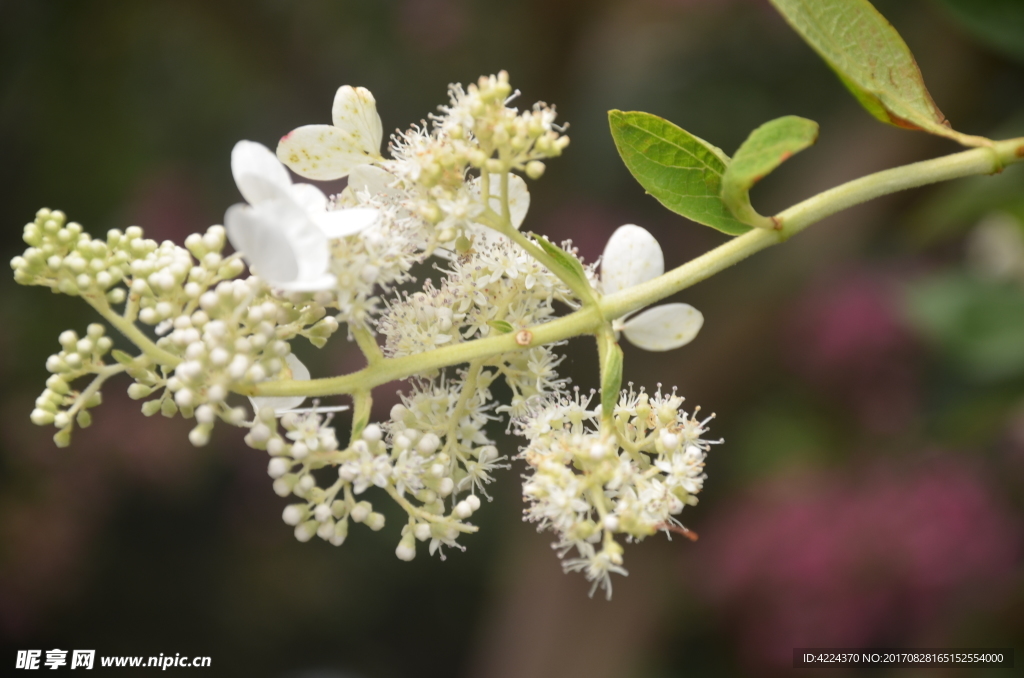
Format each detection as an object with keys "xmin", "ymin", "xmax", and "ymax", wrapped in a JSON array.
[
  {"xmin": 509, "ymin": 226, "xmax": 597, "ymax": 304},
  {"xmin": 84, "ymin": 294, "xmax": 181, "ymax": 366},
  {"xmin": 350, "ymin": 390, "xmax": 372, "ymax": 441},
  {"xmin": 241, "ymin": 305, "xmax": 603, "ymax": 397},
  {"xmin": 352, "ymin": 324, "xmax": 384, "ymax": 365},
  {"xmin": 477, "ymin": 170, "xmax": 598, "ymax": 304},
  {"xmin": 68, "ymin": 363, "xmax": 126, "ymax": 418},
  {"xmin": 242, "ymin": 137, "xmax": 1024, "ymax": 399},
  {"xmin": 595, "ymin": 323, "xmax": 622, "ymax": 426},
  {"xmin": 384, "ymin": 485, "xmax": 479, "ymax": 532},
  {"xmin": 500, "ymin": 170, "xmax": 511, "ymax": 224},
  {"xmin": 600, "ymin": 136, "xmax": 1024, "ymax": 320},
  {"xmin": 442, "ymin": 359, "xmax": 485, "ymax": 471}
]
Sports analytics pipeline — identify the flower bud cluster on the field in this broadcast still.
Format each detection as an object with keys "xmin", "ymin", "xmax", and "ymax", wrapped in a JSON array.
[
  {"xmin": 385, "ymin": 71, "xmax": 568, "ymax": 242},
  {"xmin": 158, "ymin": 276, "xmax": 337, "ymax": 445},
  {"xmin": 132, "ymin": 226, "xmax": 246, "ymax": 331},
  {"xmin": 31, "ymin": 324, "xmax": 114, "ymax": 446},
  {"xmin": 244, "ymin": 405, "xmax": 366, "ymax": 545},
  {"xmin": 244, "ymin": 382, "xmax": 495, "ymax": 561},
  {"xmin": 14, "ymin": 210, "xmax": 339, "ymax": 446},
  {"xmin": 12, "ymin": 209, "xmax": 132, "ymax": 303},
  {"xmin": 435, "ymin": 71, "xmax": 568, "ymax": 178},
  {"xmin": 517, "ymin": 385, "xmax": 717, "ymax": 598}
]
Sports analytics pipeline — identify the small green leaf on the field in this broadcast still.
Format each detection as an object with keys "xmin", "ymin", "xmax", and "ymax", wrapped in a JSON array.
[
  {"xmin": 722, "ymin": 116, "xmax": 819, "ymax": 228},
  {"xmin": 528, "ymin": 233, "xmax": 589, "ymax": 286},
  {"xmin": 609, "ymin": 110, "xmax": 751, "ymax": 236},
  {"xmin": 487, "ymin": 319, "xmax": 514, "ymax": 334},
  {"xmin": 769, "ymin": 0, "xmax": 984, "ymax": 146},
  {"xmin": 600, "ymin": 341, "xmax": 624, "ymax": 421},
  {"xmin": 352, "ymin": 415, "xmax": 368, "ymax": 438},
  {"xmin": 111, "ymin": 349, "xmax": 134, "ymax": 366}
]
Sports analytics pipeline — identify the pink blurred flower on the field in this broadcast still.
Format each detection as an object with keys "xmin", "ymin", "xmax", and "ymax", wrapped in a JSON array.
[
  {"xmin": 786, "ymin": 271, "xmax": 920, "ymax": 435},
  {"xmin": 697, "ymin": 455, "xmax": 1020, "ymax": 670}
]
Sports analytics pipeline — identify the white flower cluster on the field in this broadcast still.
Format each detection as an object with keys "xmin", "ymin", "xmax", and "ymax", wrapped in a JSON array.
[
  {"xmin": 518, "ymin": 385, "xmax": 717, "ymax": 598},
  {"xmin": 382, "ymin": 71, "xmax": 568, "ymax": 243},
  {"xmin": 11, "ymin": 73, "xmax": 719, "ymax": 596}
]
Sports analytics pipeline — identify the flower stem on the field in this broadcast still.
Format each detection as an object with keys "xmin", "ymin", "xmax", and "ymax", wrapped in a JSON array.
[
  {"xmin": 69, "ymin": 363, "xmax": 126, "ymax": 418},
  {"xmin": 243, "ymin": 137, "xmax": 1024, "ymax": 399},
  {"xmin": 84, "ymin": 293, "xmax": 181, "ymax": 367},
  {"xmin": 352, "ymin": 324, "xmax": 383, "ymax": 365}
]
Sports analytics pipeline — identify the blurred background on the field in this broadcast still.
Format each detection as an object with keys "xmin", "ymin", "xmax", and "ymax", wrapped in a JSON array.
[{"xmin": 2, "ymin": 0, "xmax": 1023, "ymax": 675}]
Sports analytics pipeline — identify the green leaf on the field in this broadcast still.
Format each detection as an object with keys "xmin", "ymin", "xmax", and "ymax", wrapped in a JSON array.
[
  {"xmin": 600, "ymin": 341, "xmax": 624, "ymax": 421},
  {"xmin": 487, "ymin": 319, "xmax": 514, "ymax": 334},
  {"xmin": 608, "ymin": 110, "xmax": 751, "ymax": 236},
  {"xmin": 722, "ymin": 116, "xmax": 819, "ymax": 228},
  {"xmin": 528, "ymin": 233, "xmax": 589, "ymax": 287},
  {"xmin": 769, "ymin": 0, "xmax": 983, "ymax": 145}
]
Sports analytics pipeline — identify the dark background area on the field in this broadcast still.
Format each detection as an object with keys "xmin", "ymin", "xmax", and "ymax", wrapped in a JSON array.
[{"xmin": 2, "ymin": 1, "xmax": 1024, "ymax": 676}]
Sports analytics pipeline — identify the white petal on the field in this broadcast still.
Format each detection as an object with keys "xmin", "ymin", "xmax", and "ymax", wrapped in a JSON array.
[
  {"xmin": 225, "ymin": 203, "xmax": 299, "ymax": 284},
  {"xmin": 249, "ymin": 353, "xmax": 309, "ymax": 414},
  {"xmin": 232, "ymin": 140, "xmax": 292, "ymax": 205},
  {"xmin": 287, "ymin": 183, "xmax": 329, "ymax": 214},
  {"xmin": 274, "ymin": 272, "xmax": 337, "ymax": 293},
  {"xmin": 331, "ymin": 86, "xmax": 383, "ymax": 157},
  {"xmin": 312, "ymin": 208, "xmax": 379, "ymax": 239},
  {"xmin": 277, "ymin": 125, "xmax": 377, "ymax": 181},
  {"xmin": 493, "ymin": 174, "xmax": 530, "ymax": 230},
  {"xmin": 225, "ymin": 199, "xmax": 330, "ymax": 288},
  {"xmin": 284, "ymin": 404, "xmax": 350, "ymax": 414},
  {"xmin": 469, "ymin": 174, "xmax": 531, "ymax": 230},
  {"xmin": 600, "ymin": 224, "xmax": 664, "ymax": 295},
  {"xmin": 348, "ymin": 165, "xmax": 401, "ymax": 198},
  {"xmin": 621, "ymin": 303, "xmax": 703, "ymax": 351}
]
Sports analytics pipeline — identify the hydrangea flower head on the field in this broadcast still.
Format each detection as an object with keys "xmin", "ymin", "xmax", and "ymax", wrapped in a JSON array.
[{"xmin": 601, "ymin": 224, "xmax": 703, "ymax": 351}]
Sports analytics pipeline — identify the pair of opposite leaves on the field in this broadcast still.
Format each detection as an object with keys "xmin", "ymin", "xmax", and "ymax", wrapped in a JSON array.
[{"xmin": 609, "ymin": 0, "xmax": 989, "ymax": 237}]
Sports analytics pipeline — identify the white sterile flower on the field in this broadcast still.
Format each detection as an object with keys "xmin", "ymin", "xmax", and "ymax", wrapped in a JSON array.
[
  {"xmin": 231, "ymin": 140, "xmax": 378, "ymax": 239},
  {"xmin": 470, "ymin": 173, "xmax": 531, "ymax": 230},
  {"xmin": 225, "ymin": 198, "xmax": 336, "ymax": 291},
  {"xmin": 249, "ymin": 353, "xmax": 310, "ymax": 414},
  {"xmin": 600, "ymin": 224, "xmax": 704, "ymax": 351},
  {"xmin": 348, "ymin": 164, "xmax": 404, "ymax": 202},
  {"xmin": 225, "ymin": 142, "xmax": 378, "ymax": 291},
  {"xmin": 277, "ymin": 85, "xmax": 384, "ymax": 180}
]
